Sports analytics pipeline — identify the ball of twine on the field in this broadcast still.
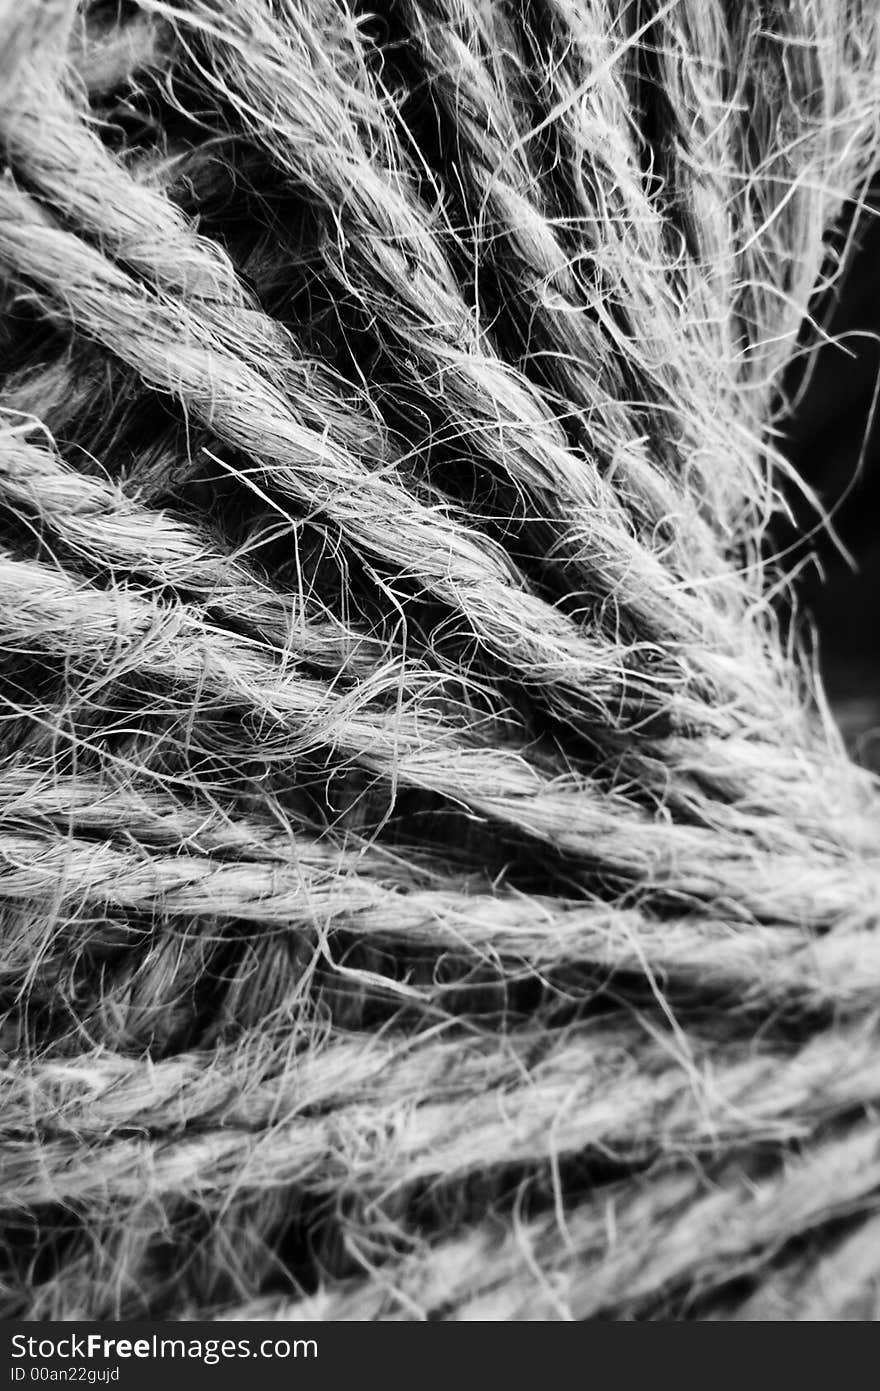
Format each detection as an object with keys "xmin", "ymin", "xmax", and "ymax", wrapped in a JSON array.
[{"xmin": 1, "ymin": 0, "xmax": 880, "ymax": 1321}]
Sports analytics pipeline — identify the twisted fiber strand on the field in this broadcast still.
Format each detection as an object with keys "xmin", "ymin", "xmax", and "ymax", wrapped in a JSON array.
[
  {"xmin": 0, "ymin": 51, "xmax": 714, "ymax": 665},
  {"xmin": 5, "ymin": 784, "xmax": 878, "ymax": 934},
  {"xmin": 5, "ymin": 784, "xmax": 863, "ymax": 971},
  {"xmin": 0, "ymin": 423, "xmax": 387, "ymax": 676},
  {"xmin": 3, "ymin": 778, "xmax": 880, "ymax": 1018},
  {"xmin": 2, "ymin": 762, "xmax": 879, "ymax": 1020},
  {"xmin": 2, "ymin": 0, "xmax": 880, "ymax": 1323},
  {"xmin": 0, "ymin": 553, "xmax": 436, "ymax": 762},
  {"xmin": 186, "ymin": 0, "xmax": 880, "ymax": 579},
  {"xmin": 170, "ymin": 0, "xmax": 766, "ymax": 633},
  {"xmin": 196, "ymin": 0, "xmax": 729, "ymax": 560},
  {"xmin": 0, "ymin": 184, "xmax": 704, "ymax": 738},
  {"xmin": 0, "ymin": 767, "xmax": 335, "ymax": 859},
  {"xmin": 5, "ymin": 1028, "xmax": 880, "ymax": 1215},
  {"xmin": 0, "ymin": 43, "xmax": 828, "ymax": 840},
  {"xmin": 4, "ymin": 410, "xmax": 863, "ymax": 859},
  {"xmin": 451, "ymin": 1125, "xmax": 880, "ymax": 1320},
  {"xmin": 0, "ymin": 71, "xmax": 346, "ymax": 403},
  {"xmin": 227, "ymin": 1124, "xmax": 880, "ymax": 1321},
  {"xmin": 0, "ymin": 380, "xmax": 862, "ymax": 869},
  {"xmin": 401, "ymin": 0, "xmax": 873, "ymax": 549},
  {"xmin": 3, "ymin": 0, "xmax": 854, "ymax": 837},
  {"xmin": 3, "ymin": 558, "xmax": 878, "ymax": 924},
  {"xmin": 395, "ymin": 0, "xmax": 747, "ymax": 518},
  {"xmin": 1, "ymin": 449, "xmax": 868, "ymax": 865},
  {"xmin": 6, "ymin": 1017, "xmax": 880, "ymax": 1159},
  {"xmin": 144, "ymin": 0, "xmax": 791, "ymax": 718},
  {"xmin": 620, "ymin": 0, "xmax": 880, "ymax": 395}
]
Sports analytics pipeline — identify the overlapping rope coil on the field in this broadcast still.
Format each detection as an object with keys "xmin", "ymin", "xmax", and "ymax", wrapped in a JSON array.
[{"xmin": 1, "ymin": 0, "xmax": 880, "ymax": 1320}]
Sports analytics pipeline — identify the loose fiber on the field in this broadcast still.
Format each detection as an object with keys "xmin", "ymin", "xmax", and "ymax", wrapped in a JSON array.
[{"xmin": 1, "ymin": 0, "xmax": 880, "ymax": 1322}]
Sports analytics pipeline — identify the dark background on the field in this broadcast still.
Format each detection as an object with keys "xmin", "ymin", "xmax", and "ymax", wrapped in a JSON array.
[{"xmin": 778, "ymin": 203, "xmax": 880, "ymax": 770}]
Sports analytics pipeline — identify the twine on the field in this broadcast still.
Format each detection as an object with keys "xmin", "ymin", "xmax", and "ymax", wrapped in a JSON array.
[{"xmin": 1, "ymin": 0, "xmax": 879, "ymax": 1320}]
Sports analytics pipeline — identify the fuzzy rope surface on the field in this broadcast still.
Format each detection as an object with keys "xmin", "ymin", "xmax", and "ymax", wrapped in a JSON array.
[{"xmin": 1, "ymin": 0, "xmax": 880, "ymax": 1321}]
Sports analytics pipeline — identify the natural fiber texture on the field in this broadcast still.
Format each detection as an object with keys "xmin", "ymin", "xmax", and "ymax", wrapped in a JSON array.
[{"xmin": 1, "ymin": 0, "xmax": 880, "ymax": 1321}]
